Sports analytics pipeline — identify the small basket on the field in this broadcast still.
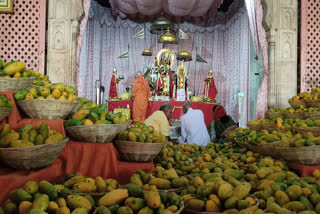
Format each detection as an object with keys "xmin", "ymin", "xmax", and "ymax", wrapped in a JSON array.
[
  {"xmin": 66, "ymin": 121, "xmax": 132, "ymax": 143},
  {"xmin": 115, "ymin": 140, "xmax": 164, "ymax": 162},
  {"xmin": 247, "ymin": 123, "xmax": 262, "ymax": 131},
  {"xmin": 0, "ymin": 77, "xmax": 35, "ymax": 92},
  {"xmin": 295, "ymin": 126, "xmax": 320, "ymax": 137},
  {"xmin": 0, "ymin": 138, "xmax": 68, "ymax": 169},
  {"xmin": 278, "ymin": 145, "xmax": 320, "ymax": 165},
  {"xmin": 283, "ymin": 112, "xmax": 305, "ymax": 120},
  {"xmin": 305, "ymin": 99, "xmax": 320, "ymax": 107},
  {"xmin": 265, "ymin": 111, "xmax": 283, "ymax": 119},
  {"xmin": 17, "ymin": 99, "xmax": 78, "ymax": 119},
  {"xmin": 0, "ymin": 107, "xmax": 12, "ymax": 122},
  {"xmin": 304, "ymin": 111, "xmax": 320, "ymax": 120},
  {"xmin": 261, "ymin": 124, "xmax": 278, "ymax": 132},
  {"xmin": 289, "ymin": 99, "xmax": 305, "ymax": 107},
  {"xmin": 221, "ymin": 125, "xmax": 238, "ymax": 138},
  {"xmin": 234, "ymin": 139, "xmax": 249, "ymax": 149},
  {"xmin": 246, "ymin": 141, "xmax": 286, "ymax": 158}
]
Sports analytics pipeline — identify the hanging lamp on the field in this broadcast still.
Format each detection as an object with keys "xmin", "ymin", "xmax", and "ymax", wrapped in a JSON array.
[
  {"xmin": 142, "ymin": 46, "xmax": 152, "ymax": 56},
  {"xmin": 150, "ymin": 17, "xmax": 174, "ymax": 35},
  {"xmin": 177, "ymin": 47, "xmax": 192, "ymax": 61},
  {"xmin": 158, "ymin": 27, "xmax": 178, "ymax": 44}
]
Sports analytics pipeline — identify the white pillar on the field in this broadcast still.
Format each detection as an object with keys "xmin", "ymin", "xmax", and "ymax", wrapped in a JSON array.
[
  {"xmin": 262, "ymin": 0, "xmax": 298, "ymax": 108},
  {"xmin": 47, "ymin": 0, "xmax": 84, "ymax": 88}
]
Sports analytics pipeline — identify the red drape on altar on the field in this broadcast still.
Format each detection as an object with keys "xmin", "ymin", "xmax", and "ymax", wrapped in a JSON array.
[
  {"xmin": 0, "ymin": 92, "xmax": 154, "ymax": 204},
  {"xmin": 109, "ymin": 74, "xmax": 118, "ymax": 98}
]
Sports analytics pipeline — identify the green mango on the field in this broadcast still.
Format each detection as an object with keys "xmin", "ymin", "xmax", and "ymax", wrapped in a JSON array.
[
  {"xmin": 96, "ymin": 206, "xmax": 111, "ymax": 214},
  {"xmin": 168, "ymin": 193, "xmax": 180, "ymax": 206},
  {"xmin": 14, "ymin": 90, "xmax": 29, "ymax": 101},
  {"xmin": 107, "ymin": 205, "xmax": 120, "ymax": 214},
  {"xmin": 123, "ymin": 183, "xmax": 144, "ymax": 198}
]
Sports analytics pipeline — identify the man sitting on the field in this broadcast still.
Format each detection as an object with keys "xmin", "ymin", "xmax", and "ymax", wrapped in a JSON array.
[
  {"xmin": 144, "ymin": 103, "xmax": 173, "ymax": 137},
  {"xmin": 178, "ymin": 101, "xmax": 210, "ymax": 146}
]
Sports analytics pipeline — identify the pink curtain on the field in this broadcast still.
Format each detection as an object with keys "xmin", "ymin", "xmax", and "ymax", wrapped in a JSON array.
[
  {"xmin": 76, "ymin": 0, "xmax": 92, "ymax": 94},
  {"xmin": 79, "ymin": 1, "xmax": 250, "ymax": 125},
  {"xmin": 253, "ymin": 0, "xmax": 269, "ymax": 119}
]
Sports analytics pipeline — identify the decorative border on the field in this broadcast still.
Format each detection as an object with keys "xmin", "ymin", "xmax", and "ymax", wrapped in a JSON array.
[{"xmin": 0, "ymin": 0, "xmax": 13, "ymax": 13}]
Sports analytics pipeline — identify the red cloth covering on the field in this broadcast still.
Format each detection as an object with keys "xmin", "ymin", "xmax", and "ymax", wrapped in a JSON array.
[
  {"xmin": 107, "ymin": 100, "xmax": 220, "ymax": 127},
  {"xmin": 203, "ymin": 76, "xmax": 217, "ymax": 102},
  {"xmin": 214, "ymin": 105, "xmax": 227, "ymax": 120},
  {"xmin": 0, "ymin": 92, "xmax": 154, "ymax": 204},
  {"xmin": 0, "ymin": 139, "xmax": 154, "ymax": 204},
  {"xmin": 288, "ymin": 163, "xmax": 320, "ymax": 177},
  {"xmin": 109, "ymin": 74, "xmax": 118, "ymax": 99}
]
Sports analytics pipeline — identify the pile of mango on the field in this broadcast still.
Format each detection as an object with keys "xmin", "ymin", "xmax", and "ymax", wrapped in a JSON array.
[
  {"xmin": 118, "ymin": 122, "xmax": 166, "ymax": 143},
  {"xmin": 296, "ymin": 119, "xmax": 320, "ymax": 128},
  {"xmin": 3, "ymin": 179, "xmax": 96, "ymax": 214},
  {"xmin": 248, "ymin": 117, "xmax": 294, "ymax": 132},
  {"xmin": 59, "ymin": 173, "xmax": 119, "ymax": 194},
  {"xmin": 250, "ymin": 168, "xmax": 320, "ymax": 214},
  {"xmin": 268, "ymin": 108, "xmax": 285, "ymax": 113},
  {"xmin": 64, "ymin": 104, "xmax": 128, "ymax": 127},
  {"xmin": 96, "ymin": 184, "xmax": 182, "ymax": 214},
  {"xmin": 279, "ymin": 132, "xmax": 320, "ymax": 148},
  {"xmin": 0, "ymin": 123, "xmax": 65, "ymax": 148},
  {"xmin": 0, "ymin": 95, "xmax": 13, "ymax": 108},
  {"xmin": 76, "ymin": 98, "xmax": 97, "ymax": 111},
  {"xmin": 129, "ymin": 168, "xmax": 188, "ymax": 191},
  {"xmin": 14, "ymin": 83, "xmax": 77, "ymax": 101},
  {"xmin": 291, "ymin": 89, "xmax": 320, "ymax": 103}
]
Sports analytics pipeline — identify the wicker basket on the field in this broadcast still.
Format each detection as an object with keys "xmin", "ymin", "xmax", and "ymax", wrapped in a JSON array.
[
  {"xmin": 295, "ymin": 126, "xmax": 320, "ymax": 137},
  {"xmin": 17, "ymin": 99, "xmax": 78, "ymax": 119},
  {"xmin": 221, "ymin": 125, "xmax": 238, "ymax": 138},
  {"xmin": 0, "ymin": 107, "xmax": 12, "ymax": 122},
  {"xmin": 247, "ymin": 123, "xmax": 262, "ymax": 131},
  {"xmin": 234, "ymin": 139, "xmax": 249, "ymax": 149},
  {"xmin": 158, "ymin": 187, "xmax": 187, "ymax": 193},
  {"xmin": 305, "ymin": 99, "xmax": 320, "ymax": 107},
  {"xmin": 246, "ymin": 141, "xmax": 286, "ymax": 158},
  {"xmin": 265, "ymin": 111, "xmax": 283, "ymax": 119},
  {"xmin": 261, "ymin": 124, "xmax": 278, "ymax": 132},
  {"xmin": 304, "ymin": 111, "xmax": 320, "ymax": 120},
  {"xmin": 289, "ymin": 99, "xmax": 305, "ymax": 107},
  {"xmin": 0, "ymin": 77, "xmax": 35, "ymax": 92},
  {"xmin": 66, "ymin": 120, "xmax": 132, "ymax": 143},
  {"xmin": 115, "ymin": 140, "xmax": 164, "ymax": 162},
  {"xmin": 283, "ymin": 112, "xmax": 305, "ymax": 120},
  {"xmin": 278, "ymin": 145, "xmax": 320, "ymax": 165},
  {"xmin": 0, "ymin": 138, "xmax": 68, "ymax": 169}
]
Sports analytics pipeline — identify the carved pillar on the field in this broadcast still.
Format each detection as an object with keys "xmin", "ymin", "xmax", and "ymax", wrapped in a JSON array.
[
  {"xmin": 262, "ymin": 0, "xmax": 298, "ymax": 108},
  {"xmin": 47, "ymin": 0, "xmax": 84, "ymax": 88}
]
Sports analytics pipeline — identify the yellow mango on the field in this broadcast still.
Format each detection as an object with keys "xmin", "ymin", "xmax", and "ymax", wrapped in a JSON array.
[
  {"xmin": 47, "ymin": 201, "xmax": 59, "ymax": 214},
  {"xmin": 148, "ymin": 178, "xmax": 171, "ymax": 188},
  {"xmin": 73, "ymin": 182, "xmax": 96, "ymax": 193},
  {"xmin": 56, "ymin": 207, "xmax": 70, "ymax": 214},
  {"xmin": 72, "ymin": 110, "xmax": 89, "ymax": 121},
  {"xmin": 56, "ymin": 198, "xmax": 67, "ymax": 208},
  {"xmin": 206, "ymin": 200, "xmax": 220, "ymax": 212},
  {"xmin": 52, "ymin": 88, "xmax": 61, "ymax": 99},
  {"xmin": 44, "ymin": 134, "xmax": 64, "ymax": 144},
  {"xmin": 95, "ymin": 176, "xmax": 107, "ymax": 193},
  {"xmin": 145, "ymin": 189, "xmax": 161, "ymax": 209},
  {"xmin": 19, "ymin": 201, "xmax": 33, "ymax": 214},
  {"xmin": 4, "ymin": 61, "xmax": 25, "ymax": 75},
  {"xmin": 193, "ymin": 177, "xmax": 204, "ymax": 188},
  {"xmin": 131, "ymin": 174, "xmax": 143, "ymax": 187},
  {"xmin": 98, "ymin": 189, "xmax": 129, "ymax": 207},
  {"xmin": 66, "ymin": 195, "xmax": 91, "ymax": 212},
  {"xmin": 83, "ymin": 119, "xmax": 93, "ymax": 126}
]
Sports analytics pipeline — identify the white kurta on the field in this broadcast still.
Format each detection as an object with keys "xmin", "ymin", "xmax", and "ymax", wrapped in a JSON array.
[{"xmin": 178, "ymin": 108, "xmax": 210, "ymax": 146}]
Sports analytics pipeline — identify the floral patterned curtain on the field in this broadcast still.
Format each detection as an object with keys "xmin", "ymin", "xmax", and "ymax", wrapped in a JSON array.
[{"xmin": 79, "ymin": 1, "xmax": 251, "ymax": 125}]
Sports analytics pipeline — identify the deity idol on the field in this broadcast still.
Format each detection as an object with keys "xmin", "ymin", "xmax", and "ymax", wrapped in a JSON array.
[
  {"xmin": 155, "ymin": 49, "xmax": 174, "ymax": 97},
  {"xmin": 203, "ymin": 69, "xmax": 217, "ymax": 102},
  {"xmin": 175, "ymin": 62, "xmax": 188, "ymax": 100},
  {"xmin": 109, "ymin": 67, "xmax": 119, "ymax": 98}
]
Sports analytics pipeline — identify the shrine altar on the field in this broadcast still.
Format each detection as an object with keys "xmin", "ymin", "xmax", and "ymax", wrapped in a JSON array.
[{"xmin": 107, "ymin": 100, "xmax": 217, "ymax": 126}]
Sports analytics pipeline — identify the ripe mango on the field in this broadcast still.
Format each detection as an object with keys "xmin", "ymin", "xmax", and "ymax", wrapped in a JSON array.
[
  {"xmin": 287, "ymin": 185, "xmax": 302, "ymax": 200},
  {"xmin": 71, "ymin": 208, "xmax": 87, "ymax": 214},
  {"xmin": 186, "ymin": 199, "xmax": 205, "ymax": 211},
  {"xmin": 39, "ymin": 180, "xmax": 57, "ymax": 200},
  {"xmin": 171, "ymin": 177, "xmax": 188, "ymax": 188},
  {"xmin": 125, "ymin": 197, "xmax": 144, "ymax": 211},
  {"xmin": 4, "ymin": 61, "xmax": 25, "ymax": 75},
  {"xmin": 19, "ymin": 201, "xmax": 33, "ymax": 214},
  {"xmin": 233, "ymin": 182, "xmax": 251, "ymax": 199},
  {"xmin": 283, "ymin": 201, "xmax": 305, "ymax": 212},
  {"xmin": 145, "ymin": 189, "xmax": 161, "ymax": 209},
  {"xmin": 67, "ymin": 195, "xmax": 92, "ymax": 212},
  {"xmin": 148, "ymin": 178, "xmax": 171, "ymax": 188},
  {"xmin": 205, "ymin": 200, "xmax": 219, "ymax": 212},
  {"xmin": 32, "ymin": 194, "xmax": 49, "ymax": 211},
  {"xmin": 24, "ymin": 181, "xmax": 38, "ymax": 195},
  {"xmin": 64, "ymin": 175, "xmax": 85, "ymax": 188},
  {"xmin": 117, "ymin": 206, "xmax": 133, "ymax": 214},
  {"xmin": 218, "ymin": 183, "xmax": 233, "ymax": 200},
  {"xmin": 73, "ymin": 181, "xmax": 96, "ymax": 193},
  {"xmin": 275, "ymin": 190, "xmax": 290, "ymax": 206},
  {"xmin": 98, "ymin": 189, "xmax": 129, "ymax": 207}
]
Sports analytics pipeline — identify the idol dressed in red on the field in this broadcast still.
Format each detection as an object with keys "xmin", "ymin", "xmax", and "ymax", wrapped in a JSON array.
[
  {"xmin": 203, "ymin": 70, "xmax": 217, "ymax": 102},
  {"xmin": 109, "ymin": 68, "xmax": 119, "ymax": 99}
]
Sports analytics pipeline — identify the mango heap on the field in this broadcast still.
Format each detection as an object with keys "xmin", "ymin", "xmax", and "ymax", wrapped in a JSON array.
[
  {"xmin": 0, "ymin": 95, "xmax": 13, "ymax": 108},
  {"xmin": 14, "ymin": 83, "xmax": 77, "ymax": 102},
  {"xmin": 118, "ymin": 122, "xmax": 166, "ymax": 143},
  {"xmin": 0, "ymin": 123, "xmax": 65, "ymax": 148},
  {"xmin": 248, "ymin": 116, "xmax": 294, "ymax": 132},
  {"xmin": 2, "ymin": 179, "xmax": 94, "ymax": 214},
  {"xmin": 60, "ymin": 173, "xmax": 119, "ymax": 194},
  {"xmin": 129, "ymin": 169, "xmax": 188, "ymax": 191},
  {"xmin": 291, "ymin": 88, "xmax": 320, "ymax": 102},
  {"xmin": 286, "ymin": 105, "xmax": 308, "ymax": 114},
  {"xmin": 296, "ymin": 119, "xmax": 320, "ymax": 128},
  {"xmin": 65, "ymin": 104, "xmax": 128, "ymax": 127},
  {"xmin": 268, "ymin": 107, "xmax": 285, "ymax": 113}
]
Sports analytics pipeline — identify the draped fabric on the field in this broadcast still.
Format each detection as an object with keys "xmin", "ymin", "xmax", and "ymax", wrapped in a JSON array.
[
  {"xmin": 254, "ymin": 0, "xmax": 269, "ymax": 119},
  {"xmin": 77, "ymin": 0, "xmax": 92, "ymax": 94},
  {"xmin": 245, "ymin": 0, "xmax": 260, "ymax": 59},
  {"xmin": 79, "ymin": 1, "xmax": 251, "ymax": 125}
]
